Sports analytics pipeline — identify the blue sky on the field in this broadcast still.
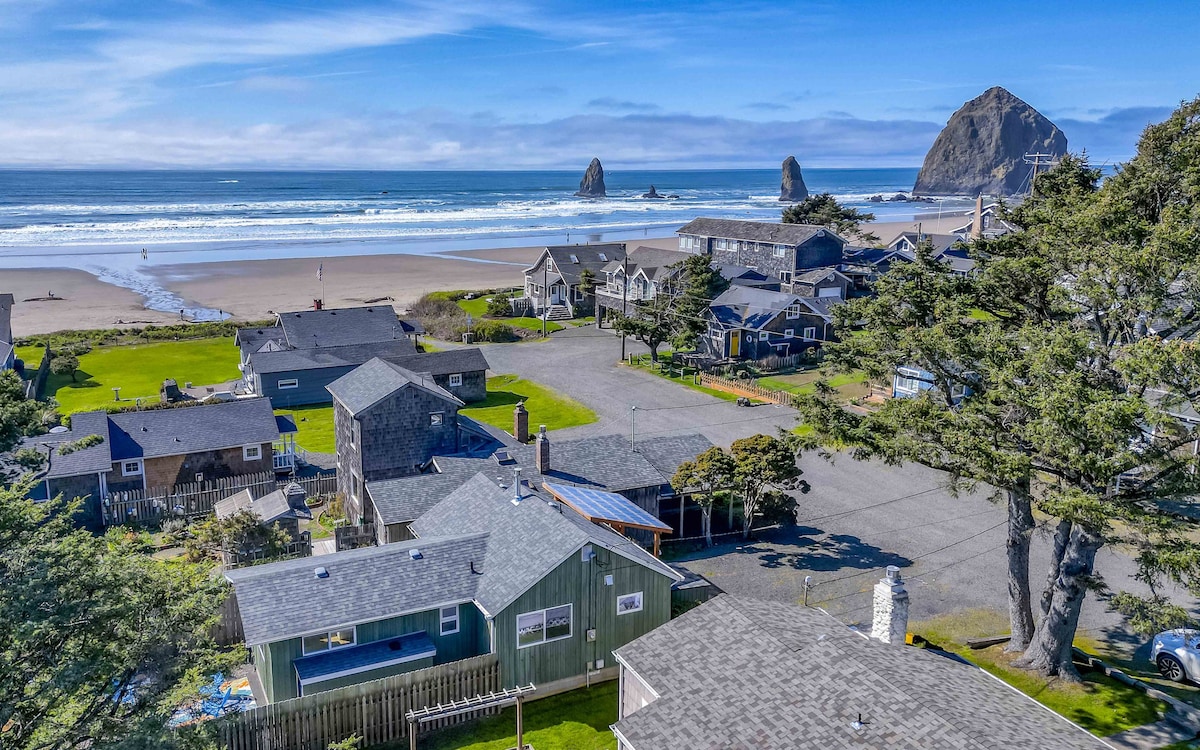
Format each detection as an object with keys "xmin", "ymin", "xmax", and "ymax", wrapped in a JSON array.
[{"xmin": 0, "ymin": 0, "xmax": 1195, "ymax": 169}]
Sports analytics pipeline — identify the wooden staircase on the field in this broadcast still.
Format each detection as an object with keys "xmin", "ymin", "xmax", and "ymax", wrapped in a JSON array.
[{"xmin": 545, "ymin": 304, "xmax": 573, "ymax": 321}]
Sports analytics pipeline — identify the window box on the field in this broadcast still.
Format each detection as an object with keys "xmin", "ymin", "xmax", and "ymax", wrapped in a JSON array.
[
  {"xmin": 440, "ymin": 604, "xmax": 460, "ymax": 635},
  {"xmin": 617, "ymin": 592, "xmax": 643, "ymax": 615},
  {"xmin": 302, "ymin": 627, "xmax": 356, "ymax": 655},
  {"xmin": 278, "ymin": 378, "xmax": 299, "ymax": 390},
  {"xmin": 448, "ymin": 373, "xmax": 463, "ymax": 387},
  {"xmin": 517, "ymin": 604, "xmax": 572, "ymax": 648},
  {"xmin": 243, "ymin": 444, "xmax": 262, "ymax": 461}
]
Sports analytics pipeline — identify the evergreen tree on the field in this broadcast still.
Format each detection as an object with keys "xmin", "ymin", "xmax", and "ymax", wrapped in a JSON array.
[{"xmin": 782, "ymin": 192, "xmax": 879, "ymax": 244}]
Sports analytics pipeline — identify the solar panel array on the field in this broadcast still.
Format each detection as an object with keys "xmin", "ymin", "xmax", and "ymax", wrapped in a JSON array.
[{"xmin": 543, "ymin": 482, "xmax": 671, "ymax": 531}]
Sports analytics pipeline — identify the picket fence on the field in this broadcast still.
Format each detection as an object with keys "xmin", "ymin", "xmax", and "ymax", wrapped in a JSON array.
[
  {"xmin": 102, "ymin": 471, "xmax": 338, "ymax": 526},
  {"xmin": 697, "ymin": 373, "xmax": 796, "ymax": 406},
  {"xmin": 219, "ymin": 654, "xmax": 501, "ymax": 750}
]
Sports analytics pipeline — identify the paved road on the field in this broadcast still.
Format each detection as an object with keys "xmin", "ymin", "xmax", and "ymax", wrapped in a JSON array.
[
  {"xmin": 477, "ymin": 325, "xmax": 799, "ymax": 447},
  {"xmin": 473, "ymin": 326, "xmax": 1196, "ymax": 658}
]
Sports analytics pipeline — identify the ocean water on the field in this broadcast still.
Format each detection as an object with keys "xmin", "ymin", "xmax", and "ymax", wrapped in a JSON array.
[{"xmin": 0, "ymin": 168, "xmax": 961, "ymax": 318}]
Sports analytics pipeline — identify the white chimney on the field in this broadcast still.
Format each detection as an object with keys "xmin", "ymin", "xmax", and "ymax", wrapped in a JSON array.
[{"xmin": 871, "ymin": 565, "xmax": 909, "ymax": 645}]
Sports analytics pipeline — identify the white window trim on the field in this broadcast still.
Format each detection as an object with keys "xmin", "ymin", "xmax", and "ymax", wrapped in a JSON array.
[
  {"xmin": 448, "ymin": 373, "xmax": 463, "ymax": 387},
  {"xmin": 784, "ymin": 328, "xmax": 794, "ymax": 338},
  {"xmin": 786, "ymin": 304, "xmax": 802, "ymax": 320},
  {"xmin": 803, "ymin": 326, "xmax": 817, "ymax": 340},
  {"xmin": 301, "ymin": 626, "xmax": 357, "ymax": 656},
  {"xmin": 895, "ymin": 367, "xmax": 922, "ymax": 395},
  {"xmin": 516, "ymin": 603, "xmax": 573, "ymax": 649},
  {"xmin": 759, "ymin": 331, "xmax": 769, "ymax": 341},
  {"xmin": 277, "ymin": 378, "xmax": 299, "ymax": 390},
  {"xmin": 430, "ymin": 412, "xmax": 444, "ymax": 426},
  {"xmin": 617, "ymin": 592, "xmax": 644, "ymax": 616},
  {"xmin": 243, "ymin": 444, "xmax": 262, "ymax": 461},
  {"xmin": 440, "ymin": 604, "xmax": 460, "ymax": 636},
  {"xmin": 121, "ymin": 459, "xmax": 143, "ymax": 477}
]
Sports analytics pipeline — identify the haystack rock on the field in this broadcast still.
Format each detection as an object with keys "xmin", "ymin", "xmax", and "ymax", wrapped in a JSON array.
[
  {"xmin": 914, "ymin": 86, "xmax": 1067, "ymax": 196},
  {"xmin": 779, "ymin": 155, "xmax": 809, "ymax": 202},
  {"xmin": 575, "ymin": 158, "xmax": 607, "ymax": 198}
]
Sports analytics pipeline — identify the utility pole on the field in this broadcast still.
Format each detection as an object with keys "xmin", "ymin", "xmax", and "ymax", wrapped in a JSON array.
[
  {"xmin": 541, "ymin": 257, "xmax": 548, "ymax": 338},
  {"xmin": 630, "ymin": 405, "xmax": 638, "ymax": 450},
  {"xmin": 620, "ymin": 254, "xmax": 629, "ymax": 359},
  {"xmin": 1023, "ymin": 152, "xmax": 1059, "ymax": 197}
]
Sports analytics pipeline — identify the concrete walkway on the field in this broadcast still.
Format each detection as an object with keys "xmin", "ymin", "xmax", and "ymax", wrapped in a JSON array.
[{"xmin": 1104, "ymin": 719, "xmax": 1195, "ymax": 749}]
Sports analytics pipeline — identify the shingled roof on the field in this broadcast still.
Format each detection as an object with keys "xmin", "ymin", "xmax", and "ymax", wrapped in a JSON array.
[
  {"xmin": 530, "ymin": 244, "xmax": 627, "ymax": 285},
  {"xmin": 326, "ymin": 358, "xmax": 463, "ymax": 416},
  {"xmin": 709, "ymin": 286, "xmax": 833, "ymax": 330},
  {"xmin": 602, "ymin": 246, "xmax": 693, "ymax": 282},
  {"xmin": 248, "ymin": 340, "xmax": 418, "ymax": 374},
  {"xmin": 613, "ymin": 596, "xmax": 1112, "ymax": 750},
  {"xmin": 678, "ymin": 218, "xmax": 845, "ymax": 247},
  {"xmin": 278, "ymin": 305, "xmax": 402, "ymax": 349},
  {"xmin": 106, "ymin": 398, "xmax": 283, "ymax": 460}
]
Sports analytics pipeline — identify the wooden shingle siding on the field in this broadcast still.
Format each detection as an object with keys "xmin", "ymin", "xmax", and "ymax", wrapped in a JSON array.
[
  {"xmin": 493, "ymin": 545, "xmax": 672, "ymax": 687},
  {"xmin": 263, "ymin": 366, "xmax": 360, "ymax": 408}
]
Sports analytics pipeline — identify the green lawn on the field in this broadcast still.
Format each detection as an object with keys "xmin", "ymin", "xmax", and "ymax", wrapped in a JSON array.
[
  {"xmin": 914, "ymin": 609, "xmax": 1167, "ymax": 737},
  {"xmin": 45, "ymin": 337, "xmax": 240, "ymax": 414},
  {"xmin": 15, "ymin": 344, "xmax": 45, "ymax": 367},
  {"xmin": 456, "ymin": 295, "xmax": 564, "ymax": 335},
  {"xmin": 461, "ymin": 374, "xmax": 597, "ymax": 433},
  {"xmin": 624, "ymin": 359, "xmax": 738, "ymax": 402},
  {"xmin": 278, "ymin": 404, "xmax": 336, "ymax": 454},
  {"xmin": 757, "ymin": 370, "xmax": 870, "ymax": 399},
  {"xmin": 411, "ymin": 682, "xmax": 617, "ymax": 750}
]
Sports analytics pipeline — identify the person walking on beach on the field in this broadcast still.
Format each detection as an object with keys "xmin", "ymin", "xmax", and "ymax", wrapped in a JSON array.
[{"xmin": 142, "ymin": 247, "xmax": 148, "ymax": 260}]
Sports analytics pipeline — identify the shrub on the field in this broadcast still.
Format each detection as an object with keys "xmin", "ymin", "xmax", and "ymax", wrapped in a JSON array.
[
  {"xmin": 58, "ymin": 434, "xmax": 104, "ymax": 455},
  {"xmin": 486, "ymin": 292, "xmax": 513, "ymax": 317},
  {"xmin": 456, "ymin": 320, "xmax": 518, "ymax": 343},
  {"xmin": 50, "ymin": 353, "xmax": 80, "ymax": 381},
  {"xmin": 12, "ymin": 447, "xmax": 46, "ymax": 471}
]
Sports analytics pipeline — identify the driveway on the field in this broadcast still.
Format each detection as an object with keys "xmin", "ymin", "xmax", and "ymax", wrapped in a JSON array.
[{"xmin": 477, "ymin": 325, "xmax": 799, "ymax": 447}]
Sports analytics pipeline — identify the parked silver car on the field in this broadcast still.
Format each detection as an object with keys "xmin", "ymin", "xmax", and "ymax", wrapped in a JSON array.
[{"xmin": 1151, "ymin": 628, "xmax": 1200, "ymax": 682}]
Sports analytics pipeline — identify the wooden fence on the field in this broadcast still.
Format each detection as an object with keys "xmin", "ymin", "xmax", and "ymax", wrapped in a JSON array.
[
  {"xmin": 219, "ymin": 654, "xmax": 501, "ymax": 750},
  {"xmin": 335, "ymin": 523, "xmax": 376, "ymax": 552},
  {"xmin": 212, "ymin": 594, "xmax": 245, "ymax": 647},
  {"xmin": 103, "ymin": 471, "xmax": 338, "ymax": 526},
  {"xmin": 697, "ymin": 373, "xmax": 796, "ymax": 406}
]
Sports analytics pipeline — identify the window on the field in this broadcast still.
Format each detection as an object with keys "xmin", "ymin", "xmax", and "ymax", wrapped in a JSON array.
[
  {"xmin": 759, "ymin": 331, "xmax": 769, "ymax": 341},
  {"xmin": 784, "ymin": 328, "xmax": 794, "ymax": 338},
  {"xmin": 243, "ymin": 445, "xmax": 262, "ymax": 461},
  {"xmin": 448, "ymin": 373, "xmax": 463, "ymax": 387},
  {"xmin": 895, "ymin": 367, "xmax": 922, "ymax": 394},
  {"xmin": 773, "ymin": 245, "xmax": 786, "ymax": 258},
  {"xmin": 302, "ymin": 627, "xmax": 356, "ymax": 655},
  {"xmin": 277, "ymin": 378, "xmax": 298, "ymax": 390},
  {"xmin": 779, "ymin": 270, "xmax": 792, "ymax": 283},
  {"xmin": 440, "ymin": 605, "xmax": 460, "ymax": 635},
  {"xmin": 617, "ymin": 592, "xmax": 643, "ymax": 615},
  {"xmin": 786, "ymin": 304, "xmax": 802, "ymax": 320},
  {"xmin": 598, "ymin": 252, "xmax": 608, "ymax": 262},
  {"xmin": 569, "ymin": 254, "xmax": 579, "ymax": 263},
  {"xmin": 517, "ymin": 604, "xmax": 572, "ymax": 648},
  {"xmin": 803, "ymin": 326, "xmax": 817, "ymax": 340},
  {"xmin": 430, "ymin": 412, "xmax": 444, "ymax": 426},
  {"xmin": 121, "ymin": 460, "xmax": 142, "ymax": 476}
]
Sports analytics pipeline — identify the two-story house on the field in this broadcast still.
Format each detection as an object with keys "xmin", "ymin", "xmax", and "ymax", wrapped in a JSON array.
[
  {"xmin": 237, "ymin": 306, "xmax": 486, "ymax": 408},
  {"xmin": 22, "ymin": 398, "xmax": 297, "ymax": 527},
  {"xmin": 702, "ymin": 286, "xmax": 836, "ymax": 362},
  {"xmin": 595, "ymin": 246, "xmax": 693, "ymax": 324},
  {"xmin": 226, "ymin": 472, "xmax": 682, "ymax": 702},
  {"xmin": 522, "ymin": 243, "xmax": 626, "ymax": 320},
  {"xmin": 676, "ymin": 218, "xmax": 846, "ymax": 287}
]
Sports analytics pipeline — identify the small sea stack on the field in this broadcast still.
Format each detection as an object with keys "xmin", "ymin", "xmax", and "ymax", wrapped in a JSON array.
[
  {"xmin": 642, "ymin": 185, "xmax": 664, "ymax": 199},
  {"xmin": 575, "ymin": 158, "xmax": 607, "ymax": 198},
  {"xmin": 779, "ymin": 156, "xmax": 809, "ymax": 202}
]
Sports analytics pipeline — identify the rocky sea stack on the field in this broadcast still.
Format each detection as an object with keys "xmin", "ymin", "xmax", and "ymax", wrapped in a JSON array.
[
  {"xmin": 779, "ymin": 156, "xmax": 809, "ymax": 202},
  {"xmin": 575, "ymin": 158, "xmax": 607, "ymax": 198},
  {"xmin": 913, "ymin": 86, "xmax": 1067, "ymax": 196}
]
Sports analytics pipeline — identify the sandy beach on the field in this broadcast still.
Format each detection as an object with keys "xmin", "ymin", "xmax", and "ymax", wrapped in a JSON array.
[{"xmin": 3, "ymin": 213, "xmax": 971, "ymax": 337}]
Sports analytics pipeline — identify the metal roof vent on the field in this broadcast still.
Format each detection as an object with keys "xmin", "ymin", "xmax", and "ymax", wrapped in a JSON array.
[
  {"xmin": 409, "ymin": 549, "xmax": 423, "ymax": 560},
  {"xmin": 314, "ymin": 567, "xmax": 329, "ymax": 579},
  {"xmin": 512, "ymin": 468, "xmax": 523, "ymax": 505}
]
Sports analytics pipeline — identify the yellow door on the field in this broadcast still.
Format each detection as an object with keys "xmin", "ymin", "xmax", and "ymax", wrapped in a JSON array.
[{"xmin": 730, "ymin": 331, "xmax": 740, "ymax": 358}]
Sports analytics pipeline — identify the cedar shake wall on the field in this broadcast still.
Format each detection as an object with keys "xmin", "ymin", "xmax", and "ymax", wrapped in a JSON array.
[
  {"xmin": 709, "ymin": 234, "xmax": 845, "ymax": 279},
  {"xmin": 432, "ymin": 370, "xmax": 486, "ymax": 404},
  {"xmin": 138, "ymin": 443, "xmax": 273, "ymax": 494},
  {"xmin": 333, "ymin": 400, "xmax": 364, "ymax": 520},
  {"xmin": 357, "ymin": 389, "xmax": 460, "ymax": 482}
]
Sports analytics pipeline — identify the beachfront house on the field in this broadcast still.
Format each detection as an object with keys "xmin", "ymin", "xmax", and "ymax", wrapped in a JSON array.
[
  {"xmin": 236, "ymin": 305, "xmax": 487, "ymax": 407},
  {"xmin": 522, "ymin": 243, "xmax": 626, "ymax": 320},
  {"xmin": 610, "ymin": 592, "xmax": 1112, "ymax": 750},
  {"xmin": 594, "ymin": 246, "xmax": 692, "ymax": 325},
  {"xmin": 676, "ymin": 218, "xmax": 846, "ymax": 287},
  {"xmin": 0, "ymin": 293, "xmax": 14, "ymax": 372},
  {"xmin": 20, "ymin": 398, "xmax": 297, "ymax": 527},
  {"xmin": 702, "ymin": 286, "xmax": 836, "ymax": 363},
  {"xmin": 225, "ymin": 472, "xmax": 682, "ymax": 703}
]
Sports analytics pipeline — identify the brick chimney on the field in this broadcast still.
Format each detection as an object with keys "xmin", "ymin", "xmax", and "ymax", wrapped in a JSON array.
[
  {"xmin": 513, "ymin": 401, "xmax": 529, "ymax": 443},
  {"xmin": 535, "ymin": 425, "xmax": 550, "ymax": 473},
  {"xmin": 870, "ymin": 565, "xmax": 909, "ymax": 645},
  {"xmin": 970, "ymin": 194, "xmax": 984, "ymax": 240}
]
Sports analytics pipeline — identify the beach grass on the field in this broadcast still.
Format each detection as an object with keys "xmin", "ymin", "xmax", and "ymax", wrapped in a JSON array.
[
  {"xmin": 402, "ymin": 682, "xmax": 617, "ymax": 750},
  {"xmin": 45, "ymin": 337, "xmax": 241, "ymax": 414},
  {"xmin": 912, "ymin": 609, "xmax": 1166, "ymax": 737},
  {"xmin": 278, "ymin": 404, "xmax": 336, "ymax": 454},
  {"xmin": 461, "ymin": 374, "xmax": 597, "ymax": 433}
]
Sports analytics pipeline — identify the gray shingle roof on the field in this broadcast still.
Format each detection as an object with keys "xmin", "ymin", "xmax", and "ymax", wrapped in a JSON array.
[
  {"xmin": 215, "ymin": 487, "xmax": 308, "ymax": 523},
  {"xmin": 532, "ymin": 244, "xmax": 627, "ymax": 285},
  {"xmin": 326, "ymin": 358, "xmax": 463, "ymax": 416},
  {"xmin": 412, "ymin": 474, "xmax": 679, "ymax": 616},
  {"xmin": 631, "ymin": 434, "xmax": 716, "ymax": 487},
  {"xmin": 678, "ymin": 218, "xmax": 845, "ymax": 247},
  {"xmin": 887, "ymin": 231, "xmax": 963, "ymax": 255},
  {"xmin": 25, "ymin": 411, "xmax": 114, "ymax": 478},
  {"xmin": 601, "ymin": 246, "xmax": 693, "ymax": 282},
  {"xmin": 613, "ymin": 596, "xmax": 1111, "ymax": 750},
  {"xmin": 249, "ymin": 339, "xmax": 418, "ymax": 374},
  {"xmin": 105, "ymin": 398, "xmax": 281, "ymax": 460},
  {"xmin": 226, "ymin": 535, "xmax": 488, "ymax": 645},
  {"xmin": 278, "ymin": 305, "xmax": 402, "ymax": 349},
  {"xmin": 792, "ymin": 266, "xmax": 845, "ymax": 285},
  {"xmin": 710, "ymin": 287, "xmax": 812, "ymax": 329}
]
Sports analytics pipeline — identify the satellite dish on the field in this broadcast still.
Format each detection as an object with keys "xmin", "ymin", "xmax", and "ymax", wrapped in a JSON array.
[{"xmin": 49, "ymin": 426, "xmax": 69, "ymax": 434}]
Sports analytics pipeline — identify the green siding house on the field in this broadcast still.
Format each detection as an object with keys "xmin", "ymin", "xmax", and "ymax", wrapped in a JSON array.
[{"xmin": 227, "ymin": 473, "xmax": 681, "ymax": 703}]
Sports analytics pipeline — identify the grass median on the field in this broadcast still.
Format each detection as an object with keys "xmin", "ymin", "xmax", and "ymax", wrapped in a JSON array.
[{"xmin": 461, "ymin": 374, "xmax": 597, "ymax": 433}]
